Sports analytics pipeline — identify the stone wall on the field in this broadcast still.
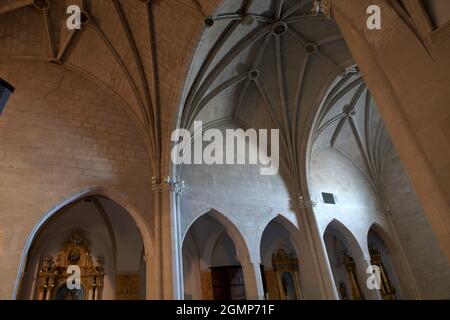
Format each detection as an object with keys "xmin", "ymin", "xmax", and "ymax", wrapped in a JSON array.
[
  {"xmin": 0, "ymin": 60, "xmax": 152, "ymax": 299},
  {"xmin": 332, "ymin": 0, "xmax": 450, "ymax": 261},
  {"xmin": 383, "ymin": 146, "xmax": 450, "ymax": 299},
  {"xmin": 179, "ymin": 124, "xmax": 298, "ymax": 261},
  {"xmin": 309, "ymin": 148, "xmax": 389, "ymax": 249}
]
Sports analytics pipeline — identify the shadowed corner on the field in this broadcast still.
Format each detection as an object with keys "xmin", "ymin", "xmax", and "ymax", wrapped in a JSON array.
[{"xmin": 0, "ymin": 78, "xmax": 15, "ymax": 115}]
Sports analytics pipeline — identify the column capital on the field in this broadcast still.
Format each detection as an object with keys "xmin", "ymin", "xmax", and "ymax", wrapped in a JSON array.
[
  {"xmin": 298, "ymin": 195, "xmax": 316, "ymax": 209},
  {"xmin": 151, "ymin": 176, "xmax": 185, "ymax": 195},
  {"xmin": 311, "ymin": 0, "xmax": 333, "ymax": 19}
]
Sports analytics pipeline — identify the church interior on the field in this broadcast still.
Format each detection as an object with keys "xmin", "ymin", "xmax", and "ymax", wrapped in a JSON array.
[{"xmin": 0, "ymin": 0, "xmax": 449, "ymax": 301}]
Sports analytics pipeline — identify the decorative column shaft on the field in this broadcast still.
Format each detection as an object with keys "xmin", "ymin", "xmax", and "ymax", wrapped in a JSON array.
[
  {"xmin": 152, "ymin": 176, "xmax": 185, "ymax": 300},
  {"xmin": 44, "ymin": 277, "xmax": 54, "ymax": 300},
  {"xmin": 383, "ymin": 207, "xmax": 421, "ymax": 299},
  {"xmin": 37, "ymin": 284, "xmax": 45, "ymax": 300},
  {"xmin": 152, "ymin": 176, "xmax": 185, "ymax": 195},
  {"xmin": 297, "ymin": 195, "xmax": 339, "ymax": 299},
  {"xmin": 88, "ymin": 280, "xmax": 94, "ymax": 300}
]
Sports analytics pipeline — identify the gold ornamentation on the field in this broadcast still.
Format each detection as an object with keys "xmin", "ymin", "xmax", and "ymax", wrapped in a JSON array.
[
  {"xmin": 298, "ymin": 195, "xmax": 316, "ymax": 209},
  {"xmin": 369, "ymin": 246, "xmax": 397, "ymax": 300},
  {"xmin": 36, "ymin": 229, "xmax": 105, "ymax": 300},
  {"xmin": 343, "ymin": 253, "xmax": 365, "ymax": 300},
  {"xmin": 272, "ymin": 250, "xmax": 302, "ymax": 300}
]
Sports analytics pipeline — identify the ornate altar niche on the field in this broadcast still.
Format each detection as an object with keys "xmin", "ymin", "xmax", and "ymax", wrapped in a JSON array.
[
  {"xmin": 36, "ymin": 229, "xmax": 105, "ymax": 300},
  {"xmin": 272, "ymin": 249, "xmax": 302, "ymax": 300},
  {"xmin": 343, "ymin": 253, "xmax": 365, "ymax": 300},
  {"xmin": 369, "ymin": 246, "xmax": 397, "ymax": 300}
]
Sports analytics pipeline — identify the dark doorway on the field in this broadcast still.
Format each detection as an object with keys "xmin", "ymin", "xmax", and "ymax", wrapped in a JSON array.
[{"xmin": 211, "ymin": 266, "xmax": 246, "ymax": 300}]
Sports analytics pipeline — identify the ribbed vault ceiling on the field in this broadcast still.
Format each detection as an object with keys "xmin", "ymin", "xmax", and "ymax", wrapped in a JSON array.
[
  {"xmin": 0, "ymin": 0, "xmax": 395, "ymax": 191},
  {"xmin": 181, "ymin": 0, "xmax": 354, "ymax": 188},
  {"xmin": 311, "ymin": 70, "xmax": 393, "ymax": 195},
  {"xmin": 0, "ymin": 0, "xmax": 222, "ymax": 174}
]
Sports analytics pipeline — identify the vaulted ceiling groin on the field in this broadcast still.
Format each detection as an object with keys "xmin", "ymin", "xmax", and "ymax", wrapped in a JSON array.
[
  {"xmin": 0, "ymin": 0, "xmax": 224, "ymax": 176},
  {"xmin": 311, "ymin": 70, "xmax": 392, "ymax": 196},
  {"xmin": 179, "ymin": 0, "xmax": 353, "ymax": 192}
]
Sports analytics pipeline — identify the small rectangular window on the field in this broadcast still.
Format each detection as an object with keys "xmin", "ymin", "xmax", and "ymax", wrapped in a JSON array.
[
  {"xmin": 0, "ymin": 78, "xmax": 15, "ymax": 115},
  {"xmin": 322, "ymin": 192, "xmax": 336, "ymax": 205}
]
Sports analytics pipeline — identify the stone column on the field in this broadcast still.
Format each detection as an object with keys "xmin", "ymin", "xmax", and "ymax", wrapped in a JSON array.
[
  {"xmin": 238, "ymin": 256, "xmax": 265, "ymax": 300},
  {"xmin": 298, "ymin": 197, "xmax": 339, "ymax": 300},
  {"xmin": 384, "ymin": 209, "xmax": 421, "ymax": 299},
  {"xmin": 44, "ymin": 278, "xmax": 54, "ymax": 300},
  {"xmin": 93, "ymin": 285, "xmax": 99, "ymax": 301},
  {"xmin": 332, "ymin": 0, "xmax": 450, "ymax": 262},
  {"xmin": 152, "ymin": 176, "xmax": 185, "ymax": 300},
  {"xmin": 88, "ymin": 280, "xmax": 94, "ymax": 300},
  {"xmin": 143, "ymin": 253, "xmax": 158, "ymax": 300}
]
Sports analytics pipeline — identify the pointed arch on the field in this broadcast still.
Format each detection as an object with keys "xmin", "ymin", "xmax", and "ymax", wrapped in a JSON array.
[
  {"xmin": 323, "ymin": 219, "xmax": 365, "ymax": 260},
  {"xmin": 182, "ymin": 209, "xmax": 251, "ymax": 261},
  {"xmin": 13, "ymin": 186, "xmax": 154, "ymax": 299},
  {"xmin": 367, "ymin": 222, "xmax": 421, "ymax": 299},
  {"xmin": 181, "ymin": 208, "xmax": 253, "ymax": 300},
  {"xmin": 367, "ymin": 223, "xmax": 397, "ymax": 255},
  {"xmin": 259, "ymin": 214, "xmax": 302, "ymax": 260}
]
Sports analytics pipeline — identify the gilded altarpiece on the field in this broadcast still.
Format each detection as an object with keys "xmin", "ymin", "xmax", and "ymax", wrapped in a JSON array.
[
  {"xmin": 369, "ymin": 247, "xmax": 397, "ymax": 300},
  {"xmin": 36, "ymin": 229, "xmax": 105, "ymax": 300},
  {"xmin": 271, "ymin": 250, "xmax": 302, "ymax": 300},
  {"xmin": 343, "ymin": 254, "xmax": 364, "ymax": 300}
]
